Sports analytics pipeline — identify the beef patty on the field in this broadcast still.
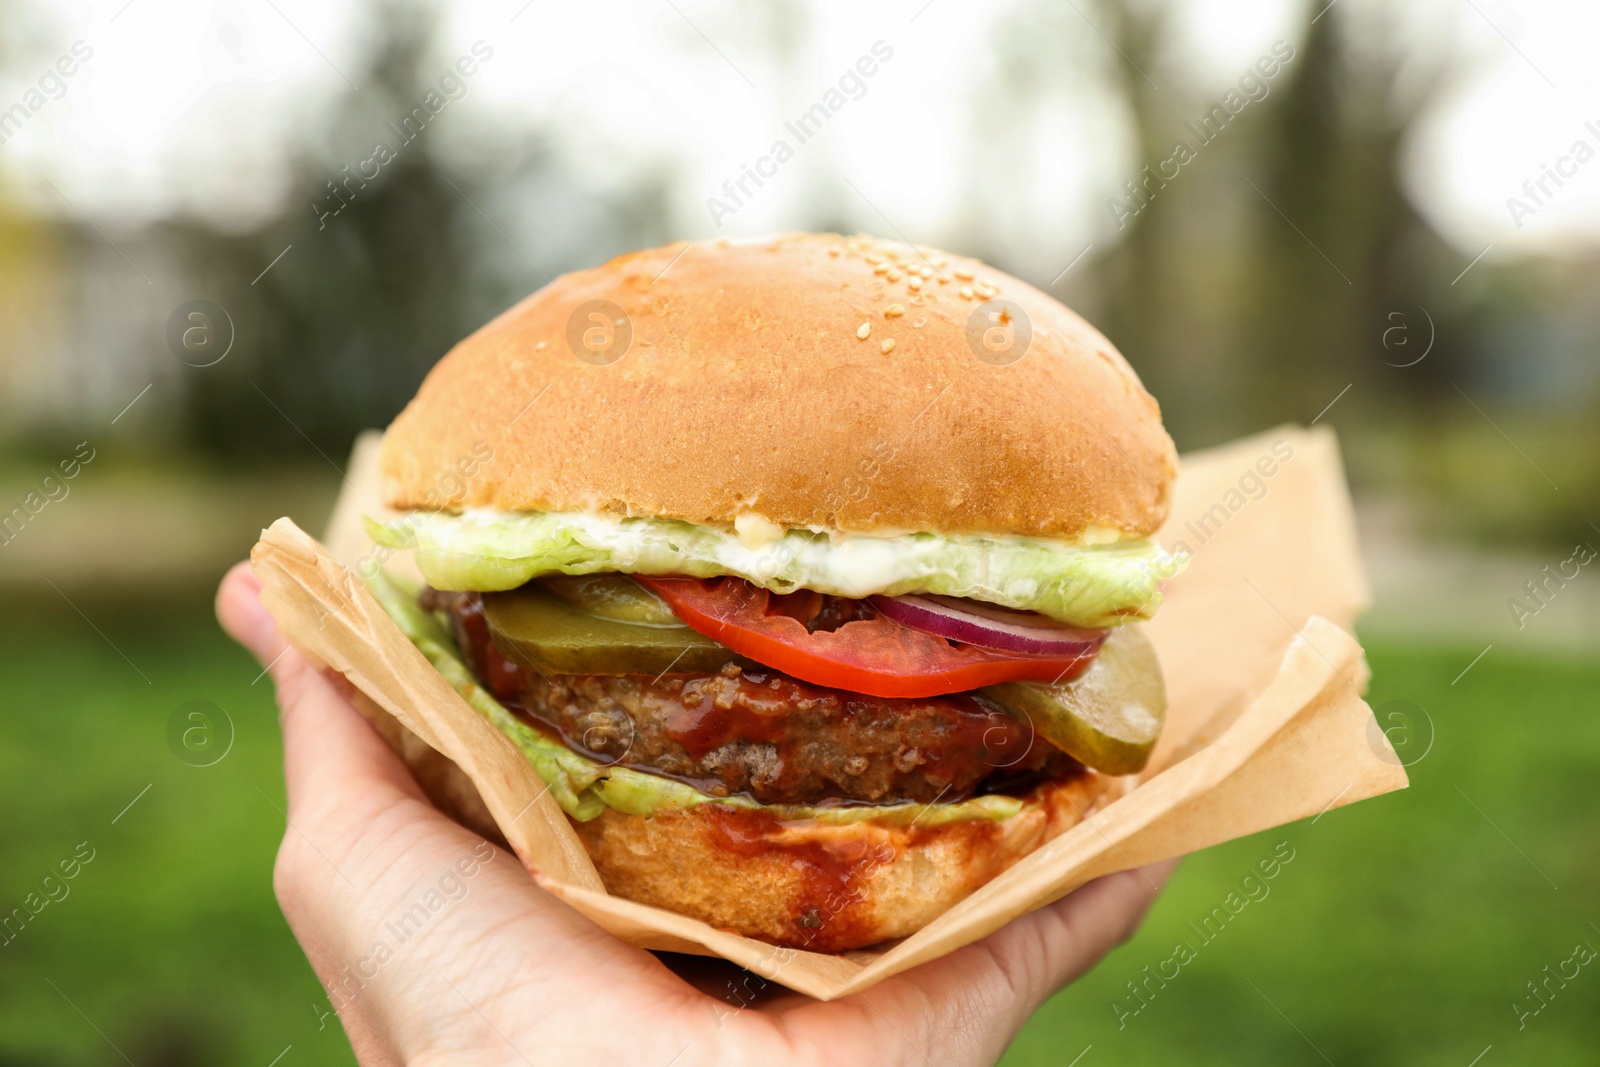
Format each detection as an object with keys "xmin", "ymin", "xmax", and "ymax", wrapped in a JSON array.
[{"xmin": 437, "ymin": 589, "xmax": 1083, "ymax": 807}]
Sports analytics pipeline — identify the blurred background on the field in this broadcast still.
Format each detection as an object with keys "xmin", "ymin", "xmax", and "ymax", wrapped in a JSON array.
[{"xmin": 2, "ymin": 0, "xmax": 1597, "ymax": 1063}]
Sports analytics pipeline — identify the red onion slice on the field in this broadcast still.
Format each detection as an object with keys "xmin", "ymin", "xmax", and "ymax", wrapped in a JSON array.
[{"xmin": 868, "ymin": 594, "xmax": 1107, "ymax": 656}]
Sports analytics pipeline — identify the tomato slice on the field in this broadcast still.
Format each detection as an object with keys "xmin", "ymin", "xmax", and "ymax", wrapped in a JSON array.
[{"xmin": 633, "ymin": 576, "xmax": 1098, "ymax": 698}]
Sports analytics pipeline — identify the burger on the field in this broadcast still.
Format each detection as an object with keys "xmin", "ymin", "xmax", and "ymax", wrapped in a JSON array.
[{"xmin": 362, "ymin": 233, "xmax": 1182, "ymax": 952}]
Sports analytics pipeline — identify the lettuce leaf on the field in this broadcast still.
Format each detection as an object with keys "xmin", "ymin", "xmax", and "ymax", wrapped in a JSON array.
[
  {"xmin": 368, "ymin": 570, "xmax": 1024, "ymax": 826},
  {"xmin": 365, "ymin": 509, "xmax": 1185, "ymax": 628}
]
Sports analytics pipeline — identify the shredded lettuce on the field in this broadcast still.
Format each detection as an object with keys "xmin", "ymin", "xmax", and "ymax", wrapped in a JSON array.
[
  {"xmin": 368, "ymin": 570, "xmax": 1024, "ymax": 826},
  {"xmin": 365, "ymin": 509, "xmax": 1184, "ymax": 629}
]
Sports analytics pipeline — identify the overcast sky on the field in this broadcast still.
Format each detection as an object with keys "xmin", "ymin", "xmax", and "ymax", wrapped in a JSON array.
[{"xmin": 2, "ymin": 0, "xmax": 1597, "ymax": 266}]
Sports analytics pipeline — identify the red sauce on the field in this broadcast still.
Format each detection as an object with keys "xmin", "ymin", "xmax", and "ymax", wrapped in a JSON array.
[
  {"xmin": 702, "ymin": 804, "xmax": 1003, "ymax": 951},
  {"xmin": 704, "ymin": 805, "xmax": 884, "ymax": 949},
  {"xmin": 447, "ymin": 594, "xmax": 529, "ymax": 704},
  {"xmin": 437, "ymin": 590, "xmax": 1080, "ymax": 806},
  {"xmin": 432, "ymin": 589, "xmax": 1059, "ymax": 949},
  {"xmin": 659, "ymin": 673, "xmax": 793, "ymax": 757}
]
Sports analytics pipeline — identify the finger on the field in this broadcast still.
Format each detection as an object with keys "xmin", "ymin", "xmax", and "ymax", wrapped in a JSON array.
[
  {"xmin": 217, "ymin": 562, "xmax": 730, "ymax": 1058},
  {"xmin": 818, "ymin": 860, "xmax": 1179, "ymax": 1066},
  {"xmin": 216, "ymin": 560, "xmax": 285, "ymax": 666},
  {"xmin": 220, "ymin": 561, "xmax": 504, "ymax": 1061},
  {"xmin": 975, "ymin": 858, "xmax": 1179, "ymax": 1011},
  {"xmin": 217, "ymin": 561, "xmax": 426, "ymax": 820},
  {"xmin": 216, "ymin": 566, "xmax": 654, "ymax": 947}
]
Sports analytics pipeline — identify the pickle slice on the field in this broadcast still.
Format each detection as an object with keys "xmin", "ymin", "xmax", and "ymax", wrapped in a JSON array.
[
  {"xmin": 481, "ymin": 583, "xmax": 748, "ymax": 676},
  {"xmin": 537, "ymin": 573, "xmax": 681, "ymax": 626},
  {"xmin": 983, "ymin": 626, "xmax": 1166, "ymax": 776}
]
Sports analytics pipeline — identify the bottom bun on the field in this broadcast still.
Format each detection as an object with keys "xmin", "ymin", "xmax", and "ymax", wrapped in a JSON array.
[
  {"xmin": 355, "ymin": 694, "xmax": 1122, "ymax": 952},
  {"xmin": 571, "ymin": 773, "xmax": 1121, "ymax": 952}
]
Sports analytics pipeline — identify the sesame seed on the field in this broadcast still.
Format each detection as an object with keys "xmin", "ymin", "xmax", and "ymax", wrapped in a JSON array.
[
  {"xmin": 535, "ymin": 341, "xmax": 547, "ymax": 350},
  {"xmin": 937, "ymin": 276, "xmax": 948, "ymax": 284},
  {"xmin": 885, "ymin": 303, "xmax": 905, "ymax": 317},
  {"xmin": 881, "ymin": 338, "xmax": 895, "ymax": 353},
  {"xmin": 866, "ymin": 253, "xmax": 885, "ymax": 265},
  {"xmin": 959, "ymin": 286, "xmax": 974, "ymax": 300},
  {"xmin": 908, "ymin": 277, "xmax": 923, "ymax": 291},
  {"xmin": 954, "ymin": 267, "xmax": 974, "ymax": 280},
  {"xmin": 857, "ymin": 321, "xmax": 871, "ymax": 339},
  {"xmin": 912, "ymin": 318, "xmax": 927, "ymax": 328},
  {"xmin": 828, "ymin": 247, "xmax": 840, "ymax": 257},
  {"xmin": 873, "ymin": 264, "xmax": 889, "ymax": 275},
  {"xmin": 975, "ymin": 283, "xmax": 998, "ymax": 298},
  {"xmin": 887, "ymin": 269, "xmax": 902, "ymax": 282}
]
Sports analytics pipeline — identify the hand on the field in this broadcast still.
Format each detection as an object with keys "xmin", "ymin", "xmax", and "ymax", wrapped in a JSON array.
[{"xmin": 218, "ymin": 562, "xmax": 1175, "ymax": 1067}]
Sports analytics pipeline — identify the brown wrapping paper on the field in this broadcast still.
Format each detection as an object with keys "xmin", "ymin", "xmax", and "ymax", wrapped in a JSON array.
[{"xmin": 249, "ymin": 423, "xmax": 1406, "ymax": 1000}]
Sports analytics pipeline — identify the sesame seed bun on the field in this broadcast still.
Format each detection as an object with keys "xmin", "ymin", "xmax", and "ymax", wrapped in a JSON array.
[{"xmin": 379, "ymin": 233, "xmax": 1177, "ymax": 540}]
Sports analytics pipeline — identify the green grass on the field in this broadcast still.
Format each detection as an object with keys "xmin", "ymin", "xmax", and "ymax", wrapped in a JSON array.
[
  {"xmin": 2, "ymin": 606, "xmax": 1596, "ymax": 1065},
  {"xmin": 1005, "ymin": 639, "xmax": 1600, "ymax": 1066},
  {"xmin": 0, "ymin": 602, "xmax": 353, "ymax": 1067}
]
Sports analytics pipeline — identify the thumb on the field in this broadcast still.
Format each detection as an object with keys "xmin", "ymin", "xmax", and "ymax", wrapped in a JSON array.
[
  {"xmin": 216, "ymin": 560, "xmax": 287, "ymax": 666},
  {"xmin": 215, "ymin": 561, "xmax": 427, "ymax": 820},
  {"xmin": 853, "ymin": 860, "xmax": 1178, "ymax": 1065},
  {"xmin": 219, "ymin": 561, "xmax": 496, "ymax": 1067},
  {"xmin": 973, "ymin": 859, "xmax": 1179, "ymax": 1012}
]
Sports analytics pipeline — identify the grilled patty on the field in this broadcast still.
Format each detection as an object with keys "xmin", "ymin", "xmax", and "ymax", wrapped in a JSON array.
[{"xmin": 437, "ymin": 590, "xmax": 1082, "ymax": 806}]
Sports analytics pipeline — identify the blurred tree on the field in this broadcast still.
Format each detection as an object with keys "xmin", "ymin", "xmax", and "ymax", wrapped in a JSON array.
[
  {"xmin": 174, "ymin": 3, "xmax": 487, "ymax": 457},
  {"xmin": 168, "ymin": 1, "xmax": 678, "ymax": 459},
  {"xmin": 1087, "ymin": 2, "xmax": 1459, "ymax": 446},
  {"xmin": 1, "ymin": 0, "xmax": 1592, "ymax": 547}
]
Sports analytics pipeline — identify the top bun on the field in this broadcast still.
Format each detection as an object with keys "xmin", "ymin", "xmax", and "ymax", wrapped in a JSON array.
[{"xmin": 381, "ymin": 233, "xmax": 1177, "ymax": 540}]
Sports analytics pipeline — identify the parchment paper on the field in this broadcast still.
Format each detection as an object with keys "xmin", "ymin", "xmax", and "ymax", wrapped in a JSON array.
[{"xmin": 249, "ymin": 423, "xmax": 1406, "ymax": 1000}]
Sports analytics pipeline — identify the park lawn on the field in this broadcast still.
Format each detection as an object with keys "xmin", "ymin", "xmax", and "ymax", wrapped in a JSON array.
[
  {"xmin": 0, "ymin": 602, "xmax": 351, "ymax": 1067},
  {"xmin": 2, "ymin": 605, "xmax": 1596, "ymax": 1066},
  {"xmin": 1004, "ymin": 638, "xmax": 1600, "ymax": 1066}
]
